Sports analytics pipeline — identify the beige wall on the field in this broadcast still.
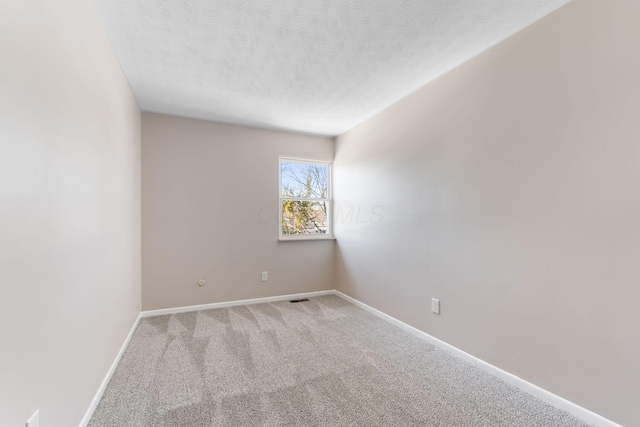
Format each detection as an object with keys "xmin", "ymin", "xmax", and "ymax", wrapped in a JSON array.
[
  {"xmin": 334, "ymin": 1, "xmax": 640, "ymax": 425},
  {"xmin": 142, "ymin": 113, "xmax": 335, "ymax": 310},
  {"xmin": 0, "ymin": 1, "xmax": 141, "ymax": 426}
]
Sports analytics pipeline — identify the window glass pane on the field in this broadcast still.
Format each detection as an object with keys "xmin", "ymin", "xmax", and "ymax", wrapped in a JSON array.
[
  {"xmin": 281, "ymin": 200, "xmax": 328, "ymax": 235},
  {"xmin": 281, "ymin": 162, "xmax": 329, "ymax": 199}
]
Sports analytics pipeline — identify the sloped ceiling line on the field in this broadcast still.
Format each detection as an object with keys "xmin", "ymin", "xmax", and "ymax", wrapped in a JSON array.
[{"xmin": 93, "ymin": 0, "xmax": 571, "ymax": 136}]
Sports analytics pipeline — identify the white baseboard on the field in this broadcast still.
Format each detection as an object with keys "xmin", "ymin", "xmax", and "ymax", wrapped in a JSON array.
[
  {"xmin": 140, "ymin": 289, "xmax": 335, "ymax": 318},
  {"xmin": 78, "ymin": 312, "xmax": 142, "ymax": 427},
  {"xmin": 80, "ymin": 290, "xmax": 620, "ymax": 427},
  {"xmin": 334, "ymin": 291, "xmax": 621, "ymax": 427},
  {"xmin": 79, "ymin": 290, "xmax": 333, "ymax": 426}
]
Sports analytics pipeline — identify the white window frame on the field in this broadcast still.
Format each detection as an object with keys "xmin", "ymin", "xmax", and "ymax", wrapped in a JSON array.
[{"xmin": 279, "ymin": 156, "xmax": 334, "ymax": 241}]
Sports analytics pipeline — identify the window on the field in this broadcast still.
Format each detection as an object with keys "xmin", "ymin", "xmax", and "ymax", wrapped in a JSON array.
[{"xmin": 279, "ymin": 157, "xmax": 332, "ymax": 240}]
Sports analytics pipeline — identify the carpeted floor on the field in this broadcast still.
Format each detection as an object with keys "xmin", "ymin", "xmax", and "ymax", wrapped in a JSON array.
[{"xmin": 89, "ymin": 295, "xmax": 590, "ymax": 426}]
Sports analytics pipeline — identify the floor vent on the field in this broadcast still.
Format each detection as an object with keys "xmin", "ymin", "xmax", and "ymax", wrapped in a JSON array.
[{"xmin": 289, "ymin": 298, "xmax": 310, "ymax": 303}]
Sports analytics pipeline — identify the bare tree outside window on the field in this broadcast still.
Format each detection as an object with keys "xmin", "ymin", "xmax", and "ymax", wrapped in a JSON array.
[{"xmin": 280, "ymin": 160, "xmax": 331, "ymax": 237}]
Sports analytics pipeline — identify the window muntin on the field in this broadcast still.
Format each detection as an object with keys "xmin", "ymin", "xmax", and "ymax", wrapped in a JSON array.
[{"xmin": 279, "ymin": 158, "xmax": 332, "ymax": 239}]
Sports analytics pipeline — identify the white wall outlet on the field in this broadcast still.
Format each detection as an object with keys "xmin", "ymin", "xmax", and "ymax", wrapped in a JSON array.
[
  {"xmin": 261, "ymin": 271, "xmax": 268, "ymax": 282},
  {"xmin": 431, "ymin": 298, "xmax": 440, "ymax": 314},
  {"xmin": 197, "ymin": 278, "xmax": 206, "ymax": 287},
  {"xmin": 26, "ymin": 410, "xmax": 39, "ymax": 427}
]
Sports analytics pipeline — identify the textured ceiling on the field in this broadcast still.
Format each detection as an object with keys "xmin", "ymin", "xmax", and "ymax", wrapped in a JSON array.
[{"xmin": 93, "ymin": 0, "xmax": 571, "ymax": 136}]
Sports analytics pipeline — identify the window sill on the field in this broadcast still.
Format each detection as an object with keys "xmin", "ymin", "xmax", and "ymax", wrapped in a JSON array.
[{"xmin": 278, "ymin": 235, "xmax": 336, "ymax": 242}]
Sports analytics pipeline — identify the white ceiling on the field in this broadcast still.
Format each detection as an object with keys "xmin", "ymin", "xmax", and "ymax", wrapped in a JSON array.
[{"xmin": 93, "ymin": 0, "xmax": 571, "ymax": 136}]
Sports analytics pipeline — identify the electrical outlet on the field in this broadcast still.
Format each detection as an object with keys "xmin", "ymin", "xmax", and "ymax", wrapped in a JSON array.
[
  {"xmin": 431, "ymin": 298, "xmax": 440, "ymax": 314},
  {"xmin": 261, "ymin": 271, "xmax": 268, "ymax": 282},
  {"xmin": 26, "ymin": 410, "xmax": 39, "ymax": 427}
]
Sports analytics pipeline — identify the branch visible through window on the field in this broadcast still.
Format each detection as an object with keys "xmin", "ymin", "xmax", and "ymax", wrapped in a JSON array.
[{"xmin": 280, "ymin": 159, "xmax": 331, "ymax": 238}]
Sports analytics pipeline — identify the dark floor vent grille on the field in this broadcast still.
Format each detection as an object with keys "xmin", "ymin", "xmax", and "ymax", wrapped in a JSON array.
[{"xmin": 289, "ymin": 298, "xmax": 310, "ymax": 303}]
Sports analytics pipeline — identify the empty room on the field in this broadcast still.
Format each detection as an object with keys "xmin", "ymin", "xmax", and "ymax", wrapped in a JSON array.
[{"xmin": 1, "ymin": 0, "xmax": 639, "ymax": 426}]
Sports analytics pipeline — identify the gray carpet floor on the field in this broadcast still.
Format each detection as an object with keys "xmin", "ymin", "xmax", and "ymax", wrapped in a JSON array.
[{"xmin": 89, "ymin": 295, "xmax": 590, "ymax": 426}]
